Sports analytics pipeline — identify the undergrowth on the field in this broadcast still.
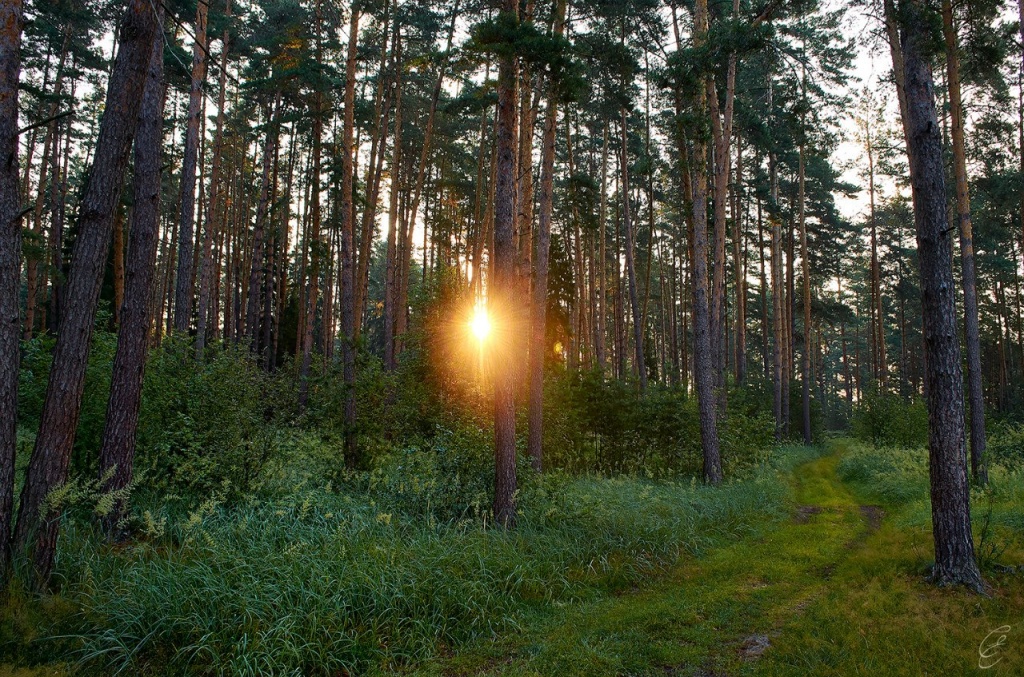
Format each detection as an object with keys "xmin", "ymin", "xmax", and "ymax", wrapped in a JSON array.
[{"xmin": 0, "ymin": 448, "xmax": 816, "ymax": 676}]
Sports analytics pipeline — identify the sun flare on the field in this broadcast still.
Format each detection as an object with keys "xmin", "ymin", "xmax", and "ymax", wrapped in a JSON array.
[{"xmin": 470, "ymin": 305, "xmax": 491, "ymax": 342}]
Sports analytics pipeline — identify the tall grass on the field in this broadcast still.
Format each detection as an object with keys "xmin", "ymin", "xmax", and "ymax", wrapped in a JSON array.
[
  {"xmin": 835, "ymin": 439, "xmax": 1024, "ymax": 564},
  {"xmin": 48, "ymin": 452, "xmax": 804, "ymax": 676}
]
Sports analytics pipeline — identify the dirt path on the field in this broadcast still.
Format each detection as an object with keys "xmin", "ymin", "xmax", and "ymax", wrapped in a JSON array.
[{"xmin": 428, "ymin": 450, "xmax": 883, "ymax": 676}]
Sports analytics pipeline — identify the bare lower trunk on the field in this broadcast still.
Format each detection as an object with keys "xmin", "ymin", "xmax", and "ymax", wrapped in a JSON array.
[
  {"xmin": 196, "ymin": 0, "xmax": 232, "ymax": 358},
  {"xmin": 97, "ymin": 32, "xmax": 165, "ymax": 539},
  {"xmin": 942, "ymin": 0, "xmax": 986, "ymax": 485},
  {"xmin": 174, "ymin": 0, "xmax": 209, "ymax": 333},
  {"xmin": 340, "ymin": 9, "xmax": 360, "ymax": 468},
  {"xmin": 493, "ymin": 0, "xmax": 519, "ymax": 527},
  {"xmin": 13, "ymin": 0, "xmax": 157, "ymax": 589},
  {"xmin": 527, "ymin": 0, "xmax": 565, "ymax": 472},
  {"xmin": 690, "ymin": 0, "xmax": 722, "ymax": 485},
  {"xmin": 620, "ymin": 111, "xmax": 647, "ymax": 391},
  {"xmin": 898, "ymin": 0, "xmax": 982, "ymax": 591},
  {"xmin": 0, "ymin": 0, "xmax": 24, "ymax": 584}
]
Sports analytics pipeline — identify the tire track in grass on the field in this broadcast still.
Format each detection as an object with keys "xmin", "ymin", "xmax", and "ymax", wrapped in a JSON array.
[{"xmin": 424, "ymin": 448, "xmax": 875, "ymax": 677}]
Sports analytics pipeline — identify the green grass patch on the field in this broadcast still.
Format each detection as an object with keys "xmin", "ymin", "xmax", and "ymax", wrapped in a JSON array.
[{"xmin": 2, "ymin": 449, "xmax": 809, "ymax": 676}]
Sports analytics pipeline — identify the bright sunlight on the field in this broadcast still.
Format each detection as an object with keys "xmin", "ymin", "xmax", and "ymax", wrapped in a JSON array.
[{"xmin": 469, "ymin": 304, "xmax": 491, "ymax": 342}]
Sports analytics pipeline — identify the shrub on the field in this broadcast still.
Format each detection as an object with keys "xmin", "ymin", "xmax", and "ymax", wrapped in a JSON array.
[
  {"xmin": 851, "ymin": 393, "xmax": 928, "ymax": 448},
  {"xmin": 988, "ymin": 422, "xmax": 1024, "ymax": 469}
]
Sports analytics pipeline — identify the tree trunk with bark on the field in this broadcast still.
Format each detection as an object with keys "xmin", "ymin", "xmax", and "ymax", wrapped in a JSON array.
[
  {"xmin": 527, "ymin": 0, "xmax": 565, "ymax": 473},
  {"xmin": 340, "ymin": 8, "xmax": 360, "ymax": 468},
  {"xmin": 13, "ymin": 0, "xmax": 157, "ymax": 589},
  {"xmin": 196, "ymin": 0, "xmax": 232, "ymax": 358},
  {"xmin": 897, "ymin": 0, "xmax": 982, "ymax": 591},
  {"xmin": 0, "ymin": 0, "xmax": 24, "ymax": 585},
  {"xmin": 174, "ymin": 0, "xmax": 209, "ymax": 333},
  {"xmin": 941, "ymin": 0, "xmax": 986, "ymax": 485},
  {"xmin": 492, "ymin": 0, "xmax": 519, "ymax": 527},
  {"xmin": 620, "ymin": 112, "xmax": 647, "ymax": 391},
  {"xmin": 689, "ymin": 0, "xmax": 722, "ymax": 485},
  {"xmin": 97, "ymin": 29, "xmax": 165, "ymax": 539}
]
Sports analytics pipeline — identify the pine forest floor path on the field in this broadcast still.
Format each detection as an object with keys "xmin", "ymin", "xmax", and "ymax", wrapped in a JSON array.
[{"xmin": 427, "ymin": 441, "xmax": 1024, "ymax": 677}]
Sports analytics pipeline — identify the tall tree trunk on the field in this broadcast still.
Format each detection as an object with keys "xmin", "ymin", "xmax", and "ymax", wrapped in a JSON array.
[
  {"xmin": 340, "ymin": 8, "xmax": 360, "ymax": 468},
  {"xmin": 620, "ymin": 111, "xmax": 647, "ymax": 391},
  {"xmin": 396, "ymin": 2, "xmax": 458, "ymax": 357},
  {"xmin": 897, "ymin": 0, "xmax": 982, "ymax": 591},
  {"xmin": 97, "ymin": 30, "xmax": 165, "ymax": 539},
  {"xmin": 196, "ymin": 0, "xmax": 232, "ymax": 358},
  {"xmin": 174, "ymin": 0, "xmax": 209, "ymax": 333},
  {"xmin": 244, "ymin": 100, "xmax": 277, "ymax": 345},
  {"xmin": 354, "ymin": 7, "xmax": 394, "ymax": 339},
  {"xmin": 0, "ymin": 0, "xmax": 24, "ymax": 585},
  {"xmin": 798, "ymin": 132, "xmax": 812, "ymax": 445},
  {"xmin": 942, "ymin": 0, "xmax": 986, "ymax": 485},
  {"xmin": 527, "ymin": 0, "xmax": 565, "ymax": 473},
  {"xmin": 492, "ymin": 0, "xmax": 519, "ymax": 527},
  {"xmin": 595, "ymin": 121, "xmax": 608, "ymax": 373},
  {"xmin": 13, "ymin": 0, "xmax": 157, "ymax": 589},
  {"xmin": 299, "ymin": 96, "xmax": 324, "ymax": 406},
  {"xmin": 733, "ymin": 140, "xmax": 746, "ymax": 385},
  {"xmin": 690, "ymin": 0, "xmax": 722, "ymax": 485},
  {"xmin": 769, "ymin": 83, "xmax": 784, "ymax": 439},
  {"xmin": 382, "ymin": 39, "xmax": 403, "ymax": 372}
]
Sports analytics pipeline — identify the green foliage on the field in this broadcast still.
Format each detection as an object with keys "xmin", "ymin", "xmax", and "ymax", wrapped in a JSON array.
[
  {"xmin": 53, "ymin": 459, "xmax": 791, "ymax": 676},
  {"xmin": 987, "ymin": 422, "xmax": 1024, "ymax": 469},
  {"xmin": 134, "ymin": 336, "xmax": 300, "ymax": 501},
  {"xmin": 541, "ymin": 370, "xmax": 774, "ymax": 478},
  {"xmin": 367, "ymin": 425, "xmax": 496, "ymax": 522},
  {"xmin": 836, "ymin": 442, "xmax": 930, "ymax": 506},
  {"xmin": 851, "ymin": 392, "xmax": 928, "ymax": 448}
]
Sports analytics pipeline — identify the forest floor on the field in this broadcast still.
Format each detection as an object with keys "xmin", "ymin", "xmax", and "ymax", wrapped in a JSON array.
[
  {"xmin": 424, "ymin": 440, "xmax": 1024, "ymax": 676},
  {"xmin": 2, "ymin": 440, "xmax": 1022, "ymax": 676}
]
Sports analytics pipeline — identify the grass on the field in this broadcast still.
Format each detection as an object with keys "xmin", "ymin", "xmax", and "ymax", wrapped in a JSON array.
[
  {"xmin": 0, "ymin": 449, "xmax": 806, "ymax": 676},
  {"xmin": 5, "ymin": 440, "xmax": 1023, "ymax": 675},
  {"xmin": 418, "ymin": 439, "xmax": 1024, "ymax": 676}
]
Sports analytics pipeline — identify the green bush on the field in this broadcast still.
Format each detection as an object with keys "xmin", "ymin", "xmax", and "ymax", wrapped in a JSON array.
[
  {"xmin": 988, "ymin": 423, "xmax": 1024, "ymax": 469},
  {"xmin": 539, "ymin": 370, "xmax": 775, "ymax": 478},
  {"xmin": 134, "ymin": 337, "xmax": 299, "ymax": 501},
  {"xmin": 851, "ymin": 393, "xmax": 928, "ymax": 448},
  {"xmin": 367, "ymin": 425, "xmax": 497, "ymax": 522}
]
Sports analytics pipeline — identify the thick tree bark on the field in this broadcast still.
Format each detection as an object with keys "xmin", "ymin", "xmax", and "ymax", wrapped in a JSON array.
[
  {"xmin": 0, "ymin": 0, "xmax": 24, "ymax": 584},
  {"xmin": 897, "ymin": 0, "xmax": 982, "ymax": 591},
  {"xmin": 13, "ymin": 0, "xmax": 157, "ymax": 589},
  {"xmin": 492, "ymin": 0, "xmax": 518, "ymax": 527},
  {"xmin": 941, "ymin": 0, "xmax": 986, "ymax": 485},
  {"xmin": 174, "ymin": 0, "xmax": 209, "ymax": 333},
  {"xmin": 98, "ymin": 29, "xmax": 165, "ymax": 539}
]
